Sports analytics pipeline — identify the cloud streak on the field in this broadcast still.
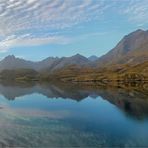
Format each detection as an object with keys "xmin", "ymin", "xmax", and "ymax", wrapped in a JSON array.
[
  {"xmin": 0, "ymin": 0, "xmax": 107, "ymax": 36},
  {"xmin": 121, "ymin": 0, "xmax": 148, "ymax": 26},
  {"xmin": 0, "ymin": 0, "xmax": 110, "ymax": 51},
  {"xmin": 0, "ymin": 0, "xmax": 148, "ymax": 52},
  {"xmin": 0, "ymin": 34, "xmax": 70, "ymax": 52}
]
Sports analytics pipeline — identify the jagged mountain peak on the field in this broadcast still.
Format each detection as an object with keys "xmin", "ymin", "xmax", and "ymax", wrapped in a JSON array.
[
  {"xmin": 71, "ymin": 53, "xmax": 86, "ymax": 58},
  {"xmin": 68, "ymin": 54, "xmax": 89, "ymax": 62},
  {"xmin": 123, "ymin": 29, "xmax": 147, "ymax": 39},
  {"xmin": 4, "ymin": 55, "xmax": 16, "ymax": 60},
  {"xmin": 0, "ymin": 54, "xmax": 90, "ymax": 72},
  {"xmin": 131, "ymin": 29, "xmax": 145, "ymax": 34},
  {"xmin": 41, "ymin": 56, "xmax": 59, "ymax": 62},
  {"xmin": 116, "ymin": 29, "xmax": 148, "ymax": 53}
]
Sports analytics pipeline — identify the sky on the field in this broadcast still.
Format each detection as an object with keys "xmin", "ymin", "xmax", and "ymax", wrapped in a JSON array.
[{"xmin": 0, "ymin": 0, "xmax": 148, "ymax": 61}]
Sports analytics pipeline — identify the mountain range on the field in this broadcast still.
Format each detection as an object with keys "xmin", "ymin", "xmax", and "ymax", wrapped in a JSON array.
[
  {"xmin": 0, "ymin": 54, "xmax": 91, "ymax": 72},
  {"xmin": 0, "ymin": 29, "xmax": 148, "ymax": 83}
]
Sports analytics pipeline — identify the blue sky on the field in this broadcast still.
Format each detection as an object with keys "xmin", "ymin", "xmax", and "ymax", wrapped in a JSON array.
[{"xmin": 0, "ymin": 0, "xmax": 148, "ymax": 61}]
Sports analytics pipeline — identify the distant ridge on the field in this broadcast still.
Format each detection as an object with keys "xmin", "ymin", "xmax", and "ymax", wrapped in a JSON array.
[
  {"xmin": 0, "ymin": 54, "xmax": 90, "ymax": 72},
  {"xmin": 88, "ymin": 55, "xmax": 98, "ymax": 61}
]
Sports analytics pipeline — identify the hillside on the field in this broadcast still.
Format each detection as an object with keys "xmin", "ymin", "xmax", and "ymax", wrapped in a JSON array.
[
  {"xmin": 96, "ymin": 29, "xmax": 148, "ymax": 67},
  {"xmin": 48, "ymin": 61, "xmax": 148, "ymax": 84},
  {"xmin": 0, "ymin": 69, "xmax": 39, "ymax": 81}
]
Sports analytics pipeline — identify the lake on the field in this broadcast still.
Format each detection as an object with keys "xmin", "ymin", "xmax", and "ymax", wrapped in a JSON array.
[{"xmin": 0, "ymin": 82, "xmax": 148, "ymax": 147}]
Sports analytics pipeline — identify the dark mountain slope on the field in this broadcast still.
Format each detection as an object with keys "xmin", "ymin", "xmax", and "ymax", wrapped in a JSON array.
[{"xmin": 0, "ymin": 55, "xmax": 35, "ymax": 71}]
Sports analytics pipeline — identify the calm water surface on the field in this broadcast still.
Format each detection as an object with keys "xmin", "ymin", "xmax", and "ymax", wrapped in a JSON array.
[{"xmin": 0, "ymin": 82, "xmax": 148, "ymax": 147}]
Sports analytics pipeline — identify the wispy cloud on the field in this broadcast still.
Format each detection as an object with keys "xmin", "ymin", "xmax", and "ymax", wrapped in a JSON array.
[
  {"xmin": 0, "ymin": 0, "xmax": 108, "ymax": 36},
  {"xmin": 0, "ymin": 34, "xmax": 70, "ymax": 52},
  {"xmin": 0, "ymin": 0, "xmax": 148, "ymax": 52},
  {"xmin": 0, "ymin": 0, "xmax": 110, "ymax": 51},
  {"xmin": 121, "ymin": 0, "xmax": 148, "ymax": 26}
]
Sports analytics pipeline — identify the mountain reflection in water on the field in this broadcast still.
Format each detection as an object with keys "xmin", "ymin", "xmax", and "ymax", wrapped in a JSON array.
[
  {"xmin": 0, "ymin": 81, "xmax": 148, "ymax": 119},
  {"xmin": 0, "ymin": 81, "xmax": 147, "ymax": 147}
]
